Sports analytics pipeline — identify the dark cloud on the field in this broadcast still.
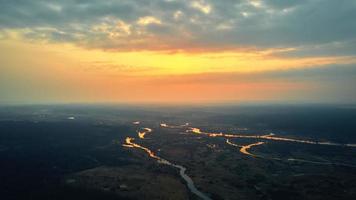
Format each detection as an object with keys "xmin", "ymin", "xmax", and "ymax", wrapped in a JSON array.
[
  {"xmin": 272, "ymin": 40, "xmax": 356, "ymax": 58},
  {"xmin": 0, "ymin": 0, "xmax": 356, "ymax": 54},
  {"xmin": 264, "ymin": 0, "xmax": 309, "ymax": 9}
]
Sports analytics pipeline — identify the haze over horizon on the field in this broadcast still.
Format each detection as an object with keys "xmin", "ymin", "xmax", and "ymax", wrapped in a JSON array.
[{"xmin": 1, "ymin": 0, "xmax": 356, "ymax": 104}]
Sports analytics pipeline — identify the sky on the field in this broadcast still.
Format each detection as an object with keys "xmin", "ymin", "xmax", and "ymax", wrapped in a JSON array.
[{"xmin": 1, "ymin": 0, "xmax": 356, "ymax": 104}]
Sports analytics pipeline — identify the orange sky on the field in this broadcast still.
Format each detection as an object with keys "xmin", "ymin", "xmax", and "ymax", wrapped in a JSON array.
[{"xmin": 1, "ymin": 37, "xmax": 355, "ymax": 104}]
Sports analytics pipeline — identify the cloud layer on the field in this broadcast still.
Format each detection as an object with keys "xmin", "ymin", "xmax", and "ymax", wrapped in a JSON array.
[{"xmin": 1, "ymin": 0, "xmax": 356, "ymax": 54}]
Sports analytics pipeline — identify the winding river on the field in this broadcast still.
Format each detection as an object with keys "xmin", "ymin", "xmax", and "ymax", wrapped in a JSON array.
[
  {"xmin": 225, "ymin": 136, "xmax": 356, "ymax": 167},
  {"xmin": 124, "ymin": 122, "xmax": 356, "ymax": 199},
  {"xmin": 187, "ymin": 127, "xmax": 356, "ymax": 148},
  {"xmin": 163, "ymin": 123, "xmax": 356, "ymax": 167},
  {"xmin": 124, "ymin": 130, "xmax": 211, "ymax": 200}
]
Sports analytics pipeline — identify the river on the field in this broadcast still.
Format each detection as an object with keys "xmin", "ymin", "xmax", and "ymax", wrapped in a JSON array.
[{"xmin": 124, "ymin": 136, "xmax": 211, "ymax": 200}]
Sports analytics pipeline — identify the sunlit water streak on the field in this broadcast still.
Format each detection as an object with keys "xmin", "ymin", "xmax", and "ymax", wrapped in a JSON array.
[
  {"xmin": 226, "ymin": 139, "xmax": 264, "ymax": 157},
  {"xmin": 226, "ymin": 139, "xmax": 242, "ymax": 148},
  {"xmin": 123, "ymin": 137, "xmax": 211, "ymax": 200},
  {"xmin": 138, "ymin": 128, "xmax": 152, "ymax": 139},
  {"xmin": 188, "ymin": 127, "xmax": 356, "ymax": 147},
  {"xmin": 160, "ymin": 122, "xmax": 190, "ymax": 129},
  {"xmin": 225, "ymin": 139, "xmax": 356, "ymax": 167},
  {"xmin": 241, "ymin": 142, "xmax": 264, "ymax": 157}
]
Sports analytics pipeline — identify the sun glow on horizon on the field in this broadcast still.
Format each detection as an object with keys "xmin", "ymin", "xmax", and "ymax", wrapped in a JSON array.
[
  {"xmin": 1, "ymin": 35, "xmax": 356, "ymax": 104},
  {"xmin": 2, "ymin": 37, "xmax": 354, "ymax": 75}
]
